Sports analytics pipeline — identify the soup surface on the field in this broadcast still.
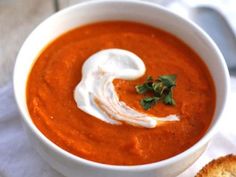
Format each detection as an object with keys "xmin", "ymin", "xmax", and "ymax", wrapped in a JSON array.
[{"xmin": 27, "ymin": 21, "xmax": 215, "ymax": 165}]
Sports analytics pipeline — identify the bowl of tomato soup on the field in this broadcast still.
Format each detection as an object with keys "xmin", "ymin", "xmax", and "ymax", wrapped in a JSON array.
[{"xmin": 13, "ymin": 1, "xmax": 230, "ymax": 177}]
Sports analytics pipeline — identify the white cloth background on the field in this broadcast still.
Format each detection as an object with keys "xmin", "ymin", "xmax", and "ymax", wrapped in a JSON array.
[{"xmin": 0, "ymin": 1, "xmax": 236, "ymax": 177}]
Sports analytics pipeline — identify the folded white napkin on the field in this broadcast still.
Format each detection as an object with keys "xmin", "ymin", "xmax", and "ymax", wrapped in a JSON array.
[{"xmin": 0, "ymin": 83, "xmax": 64, "ymax": 177}]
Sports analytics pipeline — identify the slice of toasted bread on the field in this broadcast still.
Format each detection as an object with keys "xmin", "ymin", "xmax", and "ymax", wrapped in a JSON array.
[{"xmin": 195, "ymin": 154, "xmax": 236, "ymax": 177}]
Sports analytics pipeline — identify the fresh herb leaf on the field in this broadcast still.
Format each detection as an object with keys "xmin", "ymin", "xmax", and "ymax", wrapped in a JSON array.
[
  {"xmin": 140, "ymin": 97, "xmax": 159, "ymax": 110},
  {"xmin": 135, "ymin": 84, "xmax": 150, "ymax": 94},
  {"xmin": 135, "ymin": 76, "xmax": 154, "ymax": 94},
  {"xmin": 158, "ymin": 75, "xmax": 176, "ymax": 88},
  {"xmin": 146, "ymin": 76, "xmax": 153, "ymax": 82},
  {"xmin": 163, "ymin": 91, "xmax": 176, "ymax": 105},
  {"xmin": 135, "ymin": 74, "xmax": 177, "ymax": 110},
  {"xmin": 135, "ymin": 83, "xmax": 153, "ymax": 94},
  {"xmin": 152, "ymin": 82, "xmax": 166, "ymax": 97}
]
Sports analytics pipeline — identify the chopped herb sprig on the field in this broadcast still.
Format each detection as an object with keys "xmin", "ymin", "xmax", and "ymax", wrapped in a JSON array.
[{"xmin": 135, "ymin": 75, "xmax": 177, "ymax": 110}]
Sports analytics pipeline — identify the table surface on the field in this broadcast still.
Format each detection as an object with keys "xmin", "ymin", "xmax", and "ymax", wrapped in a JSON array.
[{"xmin": 0, "ymin": 1, "xmax": 235, "ymax": 177}]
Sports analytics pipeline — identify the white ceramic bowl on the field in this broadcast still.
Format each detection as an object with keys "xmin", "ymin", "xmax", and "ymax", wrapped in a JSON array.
[{"xmin": 13, "ymin": 1, "xmax": 230, "ymax": 177}]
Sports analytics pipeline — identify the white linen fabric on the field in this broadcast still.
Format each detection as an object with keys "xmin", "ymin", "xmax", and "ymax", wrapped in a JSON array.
[
  {"xmin": 0, "ymin": 1, "xmax": 236, "ymax": 177},
  {"xmin": 0, "ymin": 83, "xmax": 64, "ymax": 177}
]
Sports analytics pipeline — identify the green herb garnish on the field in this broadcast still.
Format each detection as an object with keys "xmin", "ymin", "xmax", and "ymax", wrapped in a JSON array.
[
  {"xmin": 140, "ymin": 97, "xmax": 159, "ymax": 110},
  {"xmin": 163, "ymin": 90, "xmax": 176, "ymax": 105},
  {"xmin": 135, "ymin": 75, "xmax": 177, "ymax": 110}
]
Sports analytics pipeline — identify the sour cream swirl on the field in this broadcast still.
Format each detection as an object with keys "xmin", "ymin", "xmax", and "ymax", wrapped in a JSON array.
[{"xmin": 74, "ymin": 49, "xmax": 179, "ymax": 128}]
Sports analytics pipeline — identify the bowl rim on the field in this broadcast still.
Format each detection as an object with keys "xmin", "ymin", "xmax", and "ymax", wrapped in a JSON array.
[{"xmin": 13, "ymin": 0, "xmax": 230, "ymax": 172}]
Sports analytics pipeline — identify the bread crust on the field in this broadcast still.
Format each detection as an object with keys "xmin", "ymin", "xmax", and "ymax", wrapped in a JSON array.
[{"xmin": 195, "ymin": 154, "xmax": 236, "ymax": 177}]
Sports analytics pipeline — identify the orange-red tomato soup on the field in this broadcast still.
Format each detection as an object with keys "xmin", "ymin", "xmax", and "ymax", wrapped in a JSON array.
[{"xmin": 27, "ymin": 21, "xmax": 215, "ymax": 165}]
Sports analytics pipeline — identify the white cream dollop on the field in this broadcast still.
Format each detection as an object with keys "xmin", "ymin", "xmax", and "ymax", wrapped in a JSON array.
[{"xmin": 74, "ymin": 49, "xmax": 179, "ymax": 128}]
